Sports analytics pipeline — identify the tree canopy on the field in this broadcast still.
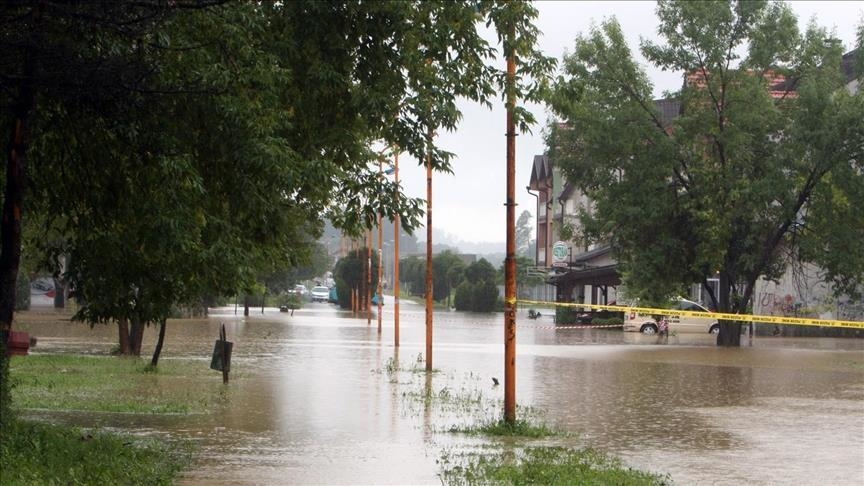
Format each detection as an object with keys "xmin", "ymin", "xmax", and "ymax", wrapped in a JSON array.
[
  {"xmin": 547, "ymin": 0, "xmax": 863, "ymax": 345},
  {"xmin": 1, "ymin": 1, "xmax": 553, "ymax": 337},
  {"xmin": 454, "ymin": 258, "xmax": 499, "ymax": 312}
]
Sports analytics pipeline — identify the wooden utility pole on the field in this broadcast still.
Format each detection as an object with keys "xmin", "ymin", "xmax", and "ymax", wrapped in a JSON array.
[
  {"xmin": 367, "ymin": 230, "xmax": 372, "ymax": 325},
  {"xmin": 425, "ymin": 130, "xmax": 434, "ymax": 372},
  {"xmin": 377, "ymin": 160, "xmax": 384, "ymax": 334},
  {"xmin": 503, "ymin": 24, "xmax": 518, "ymax": 424},
  {"xmin": 394, "ymin": 151, "xmax": 401, "ymax": 348}
]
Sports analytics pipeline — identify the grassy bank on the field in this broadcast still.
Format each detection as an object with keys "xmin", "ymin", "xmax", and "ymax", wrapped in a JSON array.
[
  {"xmin": 380, "ymin": 357, "xmax": 671, "ymax": 485},
  {"xmin": 0, "ymin": 419, "xmax": 191, "ymax": 485},
  {"xmin": 9, "ymin": 354, "xmax": 221, "ymax": 414},
  {"xmin": 3, "ymin": 354, "xmax": 221, "ymax": 484}
]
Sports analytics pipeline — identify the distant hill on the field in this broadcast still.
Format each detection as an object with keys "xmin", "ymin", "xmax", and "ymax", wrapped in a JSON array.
[{"xmin": 417, "ymin": 229, "xmax": 506, "ymax": 266}]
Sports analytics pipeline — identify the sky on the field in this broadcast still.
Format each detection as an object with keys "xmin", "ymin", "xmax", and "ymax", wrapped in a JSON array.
[{"xmin": 392, "ymin": 1, "xmax": 863, "ymax": 248}]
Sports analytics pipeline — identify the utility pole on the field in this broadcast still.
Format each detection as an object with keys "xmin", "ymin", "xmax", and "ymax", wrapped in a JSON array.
[
  {"xmin": 503, "ymin": 23, "xmax": 518, "ymax": 424},
  {"xmin": 394, "ymin": 151, "xmax": 401, "ymax": 348},
  {"xmin": 425, "ymin": 129, "xmax": 434, "ymax": 372},
  {"xmin": 377, "ymin": 160, "xmax": 384, "ymax": 334}
]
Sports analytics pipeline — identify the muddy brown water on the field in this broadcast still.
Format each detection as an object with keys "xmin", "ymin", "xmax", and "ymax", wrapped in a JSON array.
[{"xmin": 14, "ymin": 301, "xmax": 864, "ymax": 485}]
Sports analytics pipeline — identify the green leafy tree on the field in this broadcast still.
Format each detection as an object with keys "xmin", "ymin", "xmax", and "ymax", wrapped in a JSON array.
[
  {"xmin": 1, "ymin": 0, "xmax": 553, "ymax": 406},
  {"xmin": 333, "ymin": 248, "xmax": 379, "ymax": 310},
  {"xmin": 433, "ymin": 251, "xmax": 464, "ymax": 305},
  {"xmin": 547, "ymin": 1, "xmax": 864, "ymax": 346},
  {"xmin": 399, "ymin": 256, "xmax": 426, "ymax": 296},
  {"xmin": 454, "ymin": 258, "xmax": 499, "ymax": 312},
  {"xmin": 501, "ymin": 255, "xmax": 545, "ymax": 298},
  {"xmin": 264, "ymin": 241, "xmax": 332, "ymax": 295},
  {"xmin": 446, "ymin": 260, "xmax": 466, "ymax": 307},
  {"xmin": 25, "ymin": 3, "xmax": 318, "ymax": 359}
]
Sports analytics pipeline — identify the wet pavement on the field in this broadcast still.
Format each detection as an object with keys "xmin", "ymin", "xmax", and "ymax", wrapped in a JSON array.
[{"xmin": 15, "ymin": 300, "xmax": 864, "ymax": 485}]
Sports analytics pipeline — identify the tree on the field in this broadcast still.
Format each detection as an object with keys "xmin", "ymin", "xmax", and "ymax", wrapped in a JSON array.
[
  {"xmin": 22, "ymin": 3, "xmax": 320, "ymax": 359},
  {"xmin": 433, "ymin": 251, "xmax": 464, "ymax": 305},
  {"xmin": 399, "ymin": 256, "xmax": 426, "ymax": 296},
  {"xmin": 263, "ymin": 241, "xmax": 332, "ymax": 295},
  {"xmin": 1, "ymin": 0, "xmax": 553, "ymax": 408},
  {"xmin": 454, "ymin": 258, "xmax": 499, "ymax": 312},
  {"xmin": 500, "ymin": 255, "xmax": 545, "ymax": 298},
  {"xmin": 515, "ymin": 210, "xmax": 534, "ymax": 257},
  {"xmin": 333, "ymin": 248, "xmax": 378, "ymax": 310},
  {"xmin": 547, "ymin": 1, "xmax": 864, "ymax": 346}
]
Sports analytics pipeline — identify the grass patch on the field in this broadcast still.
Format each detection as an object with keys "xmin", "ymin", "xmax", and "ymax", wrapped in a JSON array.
[
  {"xmin": 375, "ymin": 354, "xmax": 440, "ymax": 379},
  {"xmin": 440, "ymin": 446, "xmax": 671, "ymax": 485},
  {"xmin": 9, "ymin": 354, "xmax": 222, "ymax": 414},
  {"xmin": 450, "ymin": 417, "xmax": 557, "ymax": 438},
  {"xmin": 0, "ymin": 418, "xmax": 191, "ymax": 485}
]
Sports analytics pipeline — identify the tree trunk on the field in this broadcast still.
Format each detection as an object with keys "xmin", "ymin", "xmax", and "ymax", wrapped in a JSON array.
[
  {"xmin": 53, "ymin": 277, "xmax": 65, "ymax": 308},
  {"xmin": 130, "ymin": 314, "xmax": 145, "ymax": 356},
  {"xmin": 150, "ymin": 318, "xmax": 166, "ymax": 367},
  {"xmin": 0, "ymin": 4, "xmax": 39, "ymax": 332},
  {"xmin": 117, "ymin": 317, "xmax": 131, "ymax": 355},
  {"xmin": 0, "ymin": 105, "xmax": 34, "ymax": 331},
  {"xmin": 716, "ymin": 271, "xmax": 741, "ymax": 346},
  {"xmin": 243, "ymin": 295, "xmax": 250, "ymax": 317}
]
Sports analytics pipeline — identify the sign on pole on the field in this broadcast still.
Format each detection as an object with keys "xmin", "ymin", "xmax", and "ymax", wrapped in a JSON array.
[{"xmin": 552, "ymin": 241, "xmax": 569, "ymax": 267}]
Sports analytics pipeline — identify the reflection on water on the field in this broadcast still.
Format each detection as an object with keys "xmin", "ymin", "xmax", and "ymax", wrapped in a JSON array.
[{"xmin": 15, "ymin": 304, "xmax": 864, "ymax": 485}]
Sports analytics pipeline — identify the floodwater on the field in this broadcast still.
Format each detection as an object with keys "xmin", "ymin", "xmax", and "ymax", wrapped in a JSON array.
[{"xmin": 15, "ymin": 300, "xmax": 864, "ymax": 485}]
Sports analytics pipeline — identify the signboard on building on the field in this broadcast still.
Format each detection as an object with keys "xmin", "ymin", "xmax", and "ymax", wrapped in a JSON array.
[{"xmin": 551, "ymin": 241, "xmax": 569, "ymax": 267}]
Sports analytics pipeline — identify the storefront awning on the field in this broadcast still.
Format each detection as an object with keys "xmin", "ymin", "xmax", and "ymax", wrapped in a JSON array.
[{"xmin": 547, "ymin": 264, "xmax": 621, "ymax": 287}]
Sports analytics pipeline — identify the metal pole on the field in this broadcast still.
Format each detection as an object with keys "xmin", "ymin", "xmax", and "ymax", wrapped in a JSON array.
[
  {"xmin": 503, "ymin": 24, "xmax": 518, "ymax": 424},
  {"xmin": 394, "ymin": 151, "xmax": 401, "ymax": 348},
  {"xmin": 425, "ymin": 129, "xmax": 434, "ymax": 372},
  {"xmin": 377, "ymin": 161, "xmax": 384, "ymax": 334},
  {"xmin": 221, "ymin": 324, "xmax": 229, "ymax": 385}
]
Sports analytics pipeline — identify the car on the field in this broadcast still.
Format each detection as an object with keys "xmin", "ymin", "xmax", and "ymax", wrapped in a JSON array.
[
  {"xmin": 310, "ymin": 286, "xmax": 330, "ymax": 302},
  {"xmin": 623, "ymin": 298, "xmax": 719, "ymax": 335},
  {"xmin": 288, "ymin": 284, "xmax": 308, "ymax": 297}
]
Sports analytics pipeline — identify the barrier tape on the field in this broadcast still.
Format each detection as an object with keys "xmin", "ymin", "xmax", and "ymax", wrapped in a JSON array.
[
  {"xmin": 518, "ymin": 299, "xmax": 864, "ymax": 330},
  {"xmin": 522, "ymin": 323, "xmax": 623, "ymax": 330}
]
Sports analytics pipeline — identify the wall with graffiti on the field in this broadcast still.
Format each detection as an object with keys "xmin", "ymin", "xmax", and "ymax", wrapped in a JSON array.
[{"xmin": 753, "ymin": 262, "xmax": 862, "ymax": 322}]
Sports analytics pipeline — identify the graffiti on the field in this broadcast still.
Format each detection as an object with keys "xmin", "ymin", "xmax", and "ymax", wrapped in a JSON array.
[
  {"xmin": 837, "ymin": 302, "xmax": 864, "ymax": 322},
  {"xmin": 757, "ymin": 292, "xmax": 820, "ymax": 318},
  {"xmin": 759, "ymin": 292, "xmax": 799, "ymax": 316},
  {"xmin": 759, "ymin": 291, "xmax": 864, "ymax": 322}
]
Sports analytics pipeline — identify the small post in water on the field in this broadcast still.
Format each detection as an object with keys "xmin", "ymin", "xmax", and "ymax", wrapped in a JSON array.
[{"xmin": 221, "ymin": 324, "xmax": 229, "ymax": 384}]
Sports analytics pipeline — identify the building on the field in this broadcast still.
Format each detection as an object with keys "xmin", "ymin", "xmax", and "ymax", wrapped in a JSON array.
[{"xmin": 531, "ymin": 49, "xmax": 860, "ymax": 319}]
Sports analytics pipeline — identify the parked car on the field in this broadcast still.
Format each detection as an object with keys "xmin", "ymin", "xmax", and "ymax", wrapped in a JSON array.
[
  {"xmin": 623, "ymin": 298, "xmax": 719, "ymax": 335},
  {"xmin": 288, "ymin": 284, "xmax": 308, "ymax": 297},
  {"xmin": 310, "ymin": 286, "xmax": 330, "ymax": 303}
]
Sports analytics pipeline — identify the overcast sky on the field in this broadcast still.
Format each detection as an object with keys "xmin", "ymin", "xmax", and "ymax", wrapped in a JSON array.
[{"xmin": 394, "ymin": 1, "xmax": 863, "ymax": 247}]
